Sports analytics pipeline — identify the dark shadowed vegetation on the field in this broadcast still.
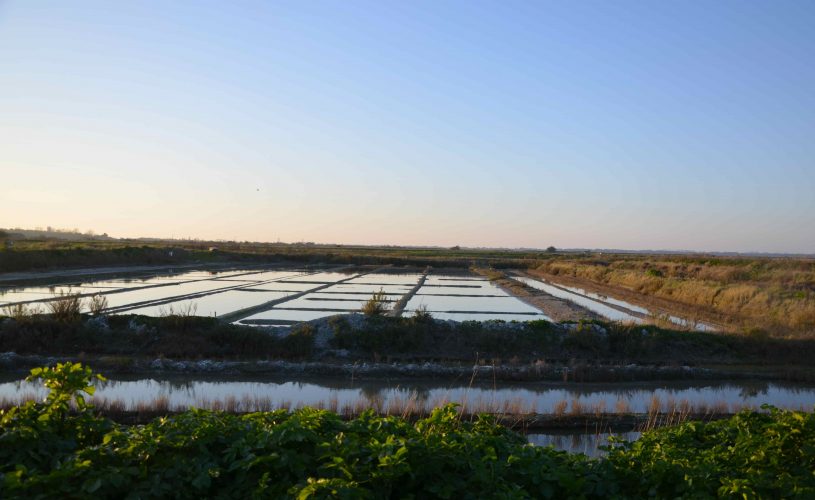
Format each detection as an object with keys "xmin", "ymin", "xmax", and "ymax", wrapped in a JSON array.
[{"xmin": 1, "ymin": 363, "xmax": 813, "ymax": 498}]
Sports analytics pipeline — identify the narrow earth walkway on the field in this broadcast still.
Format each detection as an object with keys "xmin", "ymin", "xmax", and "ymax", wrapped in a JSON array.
[
  {"xmin": 472, "ymin": 269, "xmax": 601, "ymax": 322},
  {"xmin": 388, "ymin": 267, "xmax": 429, "ymax": 317}
]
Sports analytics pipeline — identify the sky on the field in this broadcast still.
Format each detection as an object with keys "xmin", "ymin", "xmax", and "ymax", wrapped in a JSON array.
[{"xmin": 1, "ymin": 1, "xmax": 814, "ymax": 253}]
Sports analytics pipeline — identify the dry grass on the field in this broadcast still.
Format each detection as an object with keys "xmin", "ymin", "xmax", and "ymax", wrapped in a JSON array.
[
  {"xmin": 535, "ymin": 256, "xmax": 815, "ymax": 334},
  {"xmin": 361, "ymin": 288, "xmax": 390, "ymax": 317},
  {"xmin": 4, "ymin": 390, "xmax": 809, "ymax": 423},
  {"xmin": 1, "ymin": 303, "xmax": 43, "ymax": 322},
  {"xmin": 88, "ymin": 294, "xmax": 109, "ymax": 316},
  {"xmin": 47, "ymin": 292, "xmax": 84, "ymax": 323}
]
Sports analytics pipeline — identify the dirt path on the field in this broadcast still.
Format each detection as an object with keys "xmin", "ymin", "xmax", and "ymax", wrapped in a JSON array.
[{"xmin": 389, "ymin": 267, "xmax": 429, "ymax": 317}]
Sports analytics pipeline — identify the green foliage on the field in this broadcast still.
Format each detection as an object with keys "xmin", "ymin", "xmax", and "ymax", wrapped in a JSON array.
[
  {"xmin": 282, "ymin": 324, "xmax": 315, "ymax": 358},
  {"xmin": 606, "ymin": 404, "xmax": 815, "ymax": 498},
  {"xmin": 645, "ymin": 268, "xmax": 664, "ymax": 277},
  {"xmin": 2, "ymin": 364, "xmax": 814, "ymax": 498},
  {"xmin": 0, "ymin": 314, "xmax": 313, "ymax": 360},
  {"xmin": 0, "ymin": 363, "xmax": 113, "ymax": 492}
]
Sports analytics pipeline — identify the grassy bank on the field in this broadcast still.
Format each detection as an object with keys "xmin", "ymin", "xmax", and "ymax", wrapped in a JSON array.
[
  {"xmin": 2, "ymin": 313, "xmax": 815, "ymax": 380},
  {"xmin": 0, "ymin": 239, "xmax": 544, "ymax": 274},
  {"xmin": 533, "ymin": 255, "xmax": 815, "ymax": 335},
  {"xmin": 0, "ymin": 314, "xmax": 815, "ymax": 376},
  {"xmin": 327, "ymin": 314, "xmax": 815, "ymax": 368},
  {"xmin": 0, "ymin": 313, "xmax": 316, "ymax": 360},
  {"xmin": 1, "ymin": 363, "xmax": 813, "ymax": 498}
]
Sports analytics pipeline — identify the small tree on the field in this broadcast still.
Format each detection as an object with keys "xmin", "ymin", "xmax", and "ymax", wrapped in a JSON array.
[
  {"xmin": 546, "ymin": 246, "xmax": 557, "ymax": 253},
  {"xmin": 362, "ymin": 288, "xmax": 390, "ymax": 317}
]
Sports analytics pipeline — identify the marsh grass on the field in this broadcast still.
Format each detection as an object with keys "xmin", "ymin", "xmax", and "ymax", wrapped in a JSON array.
[
  {"xmin": 87, "ymin": 294, "xmax": 108, "ymax": 316},
  {"xmin": 1, "ymin": 303, "xmax": 43, "ymax": 322},
  {"xmin": 361, "ymin": 288, "xmax": 390, "ymax": 317},
  {"xmin": 1, "ymin": 392, "xmax": 774, "ymax": 425},
  {"xmin": 47, "ymin": 292, "xmax": 83, "ymax": 323},
  {"xmin": 158, "ymin": 302, "xmax": 199, "ymax": 331}
]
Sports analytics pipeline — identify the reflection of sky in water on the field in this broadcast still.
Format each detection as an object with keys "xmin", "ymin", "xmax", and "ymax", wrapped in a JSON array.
[
  {"xmin": 527, "ymin": 431, "xmax": 642, "ymax": 456},
  {"xmin": 514, "ymin": 277, "xmax": 642, "ymax": 323},
  {"xmin": 554, "ymin": 283, "xmax": 651, "ymax": 315},
  {"xmin": 405, "ymin": 311, "xmax": 551, "ymax": 322},
  {"xmin": 0, "ymin": 269, "xmax": 710, "ymax": 327},
  {"xmin": 124, "ymin": 290, "xmax": 295, "ymax": 317},
  {"xmin": 241, "ymin": 309, "xmax": 340, "ymax": 322},
  {"xmin": 2, "ymin": 378, "xmax": 812, "ymax": 414},
  {"xmin": 343, "ymin": 274, "xmax": 423, "ymax": 285},
  {"xmin": 406, "ymin": 295, "xmax": 540, "ymax": 314}
]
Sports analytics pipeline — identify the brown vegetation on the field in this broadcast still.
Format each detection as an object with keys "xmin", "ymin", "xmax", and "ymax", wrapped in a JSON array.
[{"xmin": 533, "ymin": 255, "xmax": 815, "ymax": 335}]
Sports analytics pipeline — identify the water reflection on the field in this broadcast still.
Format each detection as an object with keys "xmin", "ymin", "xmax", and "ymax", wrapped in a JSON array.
[
  {"xmin": 1, "ymin": 375, "xmax": 812, "ymax": 414},
  {"xmin": 527, "ymin": 431, "xmax": 641, "ymax": 457}
]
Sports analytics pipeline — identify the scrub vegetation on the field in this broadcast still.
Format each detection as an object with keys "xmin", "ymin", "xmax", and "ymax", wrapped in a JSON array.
[
  {"xmin": 1, "ymin": 363, "xmax": 813, "ymax": 498},
  {"xmin": 0, "ymin": 312, "xmax": 316, "ymax": 360},
  {"xmin": 533, "ymin": 255, "xmax": 815, "ymax": 335},
  {"xmin": 4, "ymin": 308, "xmax": 814, "ymax": 379}
]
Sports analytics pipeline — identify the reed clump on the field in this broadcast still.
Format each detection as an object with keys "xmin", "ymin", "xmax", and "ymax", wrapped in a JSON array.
[{"xmin": 47, "ymin": 292, "xmax": 84, "ymax": 323}]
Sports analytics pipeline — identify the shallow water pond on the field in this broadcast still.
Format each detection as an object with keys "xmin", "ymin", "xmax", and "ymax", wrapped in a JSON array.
[
  {"xmin": 405, "ymin": 295, "xmax": 542, "ymax": 314},
  {"xmin": 514, "ymin": 277, "xmax": 643, "ymax": 323}
]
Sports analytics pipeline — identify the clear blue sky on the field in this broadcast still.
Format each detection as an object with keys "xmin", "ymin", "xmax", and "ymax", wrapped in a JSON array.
[{"xmin": 1, "ymin": 1, "xmax": 813, "ymax": 252}]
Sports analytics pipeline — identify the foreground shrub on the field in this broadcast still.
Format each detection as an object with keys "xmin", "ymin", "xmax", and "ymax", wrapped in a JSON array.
[
  {"xmin": 1, "ymin": 364, "xmax": 814, "ymax": 498},
  {"xmin": 607, "ymin": 405, "xmax": 815, "ymax": 498}
]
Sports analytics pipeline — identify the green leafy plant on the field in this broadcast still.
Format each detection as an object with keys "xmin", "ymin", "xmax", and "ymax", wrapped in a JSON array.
[{"xmin": 2, "ymin": 364, "xmax": 815, "ymax": 498}]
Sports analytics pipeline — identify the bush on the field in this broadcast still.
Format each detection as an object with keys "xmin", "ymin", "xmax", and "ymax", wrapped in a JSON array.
[
  {"xmin": 158, "ymin": 302, "xmax": 200, "ymax": 331},
  {"xmin": 87, "ymin": 294, "xmax": 108, "ymax": 316},
  {"xmin": 645, "ymin": 268, "xmax": 664, "ymax": 278},
  {"xmin": 2, "ymin": 364, "xmax": 814, "ymax": 498},
  {"xmin": 361, "ymin": 288, "xmax": 390, "ymax": 317},
  {"xmin": 282, "ymin": 323, "xmax": 315, "ymax": 358},
  {"xmin": 411, "ymin": 304, "xmax": 433, "ymax": 323},
  {"xmin": 47, "ymin": 292, "xmax": 83, "ymax": 323}
]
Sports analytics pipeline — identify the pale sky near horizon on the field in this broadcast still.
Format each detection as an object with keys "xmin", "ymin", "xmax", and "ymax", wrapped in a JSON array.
[{"xmin": 1, "ymin": 1, "xmax": 814, "ymax": 253}]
